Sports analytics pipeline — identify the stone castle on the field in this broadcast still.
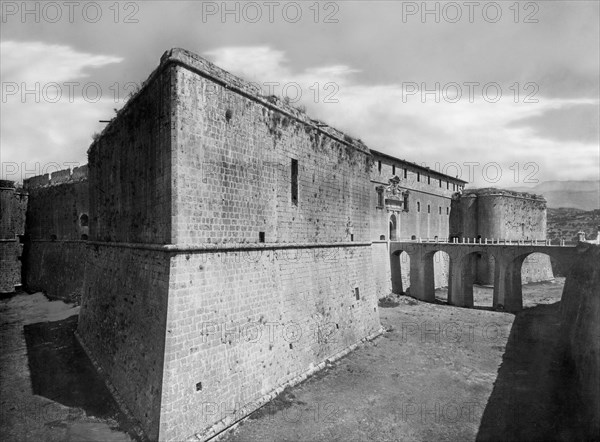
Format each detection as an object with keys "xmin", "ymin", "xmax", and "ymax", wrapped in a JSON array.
[{"xmin": 0, "ymin": 48, "xmax": 553, "ymax": 441}]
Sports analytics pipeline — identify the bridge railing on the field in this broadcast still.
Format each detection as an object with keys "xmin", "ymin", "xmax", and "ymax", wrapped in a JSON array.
[{"xmin": 396, "ymin": 237, "xmax": 577, "ymax": 247}]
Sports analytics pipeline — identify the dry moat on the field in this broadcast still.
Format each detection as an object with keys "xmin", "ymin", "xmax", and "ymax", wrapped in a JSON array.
[{"xmin": 0, "ymin": 278, "xmax": 588, "ymax": 441}]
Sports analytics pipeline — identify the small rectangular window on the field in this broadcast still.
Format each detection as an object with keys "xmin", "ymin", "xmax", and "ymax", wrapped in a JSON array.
[
  {"xmin": 453, "ymin": 183, "xmax": 456, "ymax": 191},
  {"xmin": 417, "ymin": 172, "xmax": 420, "ymax": 182},
  {"xmin": 404, "ymin": 168, "xmax": 407, "ymax": 179},
  {"xmin": 259, "ymin": 232, "xmax": 265, "ymax": 243},
  {"xmin": 446, "ymin": 207, "xmax": 449, "ymax": 215},
  {"xmin": 291, "ymin": 159, "xmax": 298, "ymax": 205},
  {"xmin": 446, "ymin": 181, "xmax": 449, "ymax": 189},
  {"xmin": 439, "ymin": 179, "xmax": 442, "ymax": 188},
  {"xmin": 403, "ymin": 193, "xmax": 409, "ymax": 212},
  {"xmin": 427, "ymin": 204, "xmax": 431, "ymax": 214},
  {"xmin": 427, "ymin": 175, "xmax": 431, "ymax": 185},
  {"xmin": 392, "ymin": 165, "xmax": 396, "ymax": 175},
  {"xmin": 377, "ymin": 187, "xmax": 384, "ymax": 208},
  {"xmin": 378, "ymin": 161, "xmax": 382, "ymax": 173}
]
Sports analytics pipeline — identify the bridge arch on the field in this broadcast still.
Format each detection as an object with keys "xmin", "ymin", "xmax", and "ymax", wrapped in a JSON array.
[
  {"xmin": 395, "ymin": 246, "xmax": 457, "ymax": 304},
  {"xmin": 389, "ymin": 214, "xmax": 397, "ymax": 241},
  {"xmin": 433, "ymin": 250, "xmax": 451, "ymax": 302},
  {"xmin": 389, "ymin": 242, "xmax": 581, "ymax": 312},
  {"xmin": 453, "ymin": 250, "xmax": 498, "ymax": 308},
  {"xmin": 500, "ymin": 249, "xmax": 575, "ymax": 311},
  {"xmin": 390, "ymin": 249, "xmax": 411, "ymax": 295}
]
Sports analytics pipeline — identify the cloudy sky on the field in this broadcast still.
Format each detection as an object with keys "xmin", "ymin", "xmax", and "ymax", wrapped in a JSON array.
[{"xmin": 1, "ymin": 0, "xmax": 598, "ymax": 187}]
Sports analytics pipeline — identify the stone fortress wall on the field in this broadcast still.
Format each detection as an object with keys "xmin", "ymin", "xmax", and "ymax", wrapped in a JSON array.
[
  {"xmin": 21, "ymin": 166, "xmax": 89, "ymax": 302},
  {"xmin": 0, "ymin": 180, "xmax": 27, "ymax": 293},
  {"xmin": 0, "ymin": 48, "xmax": 555, "ymax": 440},
  {"xmin": 451, "ymin": 188, "xmax": 554, "ymax": 284},
  {"xmin": 77, "ymin": 48, "xmax": 382, "ymax": 441},
  {"xmin": 369, "ymin": 150, "xmax": 466, "ymax": 297}
]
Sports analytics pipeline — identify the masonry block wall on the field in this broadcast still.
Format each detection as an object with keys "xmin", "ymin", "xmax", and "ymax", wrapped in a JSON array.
[
  {"xmin": 163, "ymin": 246, "xmax": 376, "ymax": 439},
  {"xmin": 77, "ymin": 61, "xmax": 173, "ymax": 441},
  {"xmin": 369, "ymin": 152, "xmax": 464, "ymax": 294},
  {"xmin": 22, "ymin": 167, "xmax": 88, "ymax": 301},
  {"xmin": 78, "ymin": 245, "xmax": 170, "ymax": 439},
  {"xmin": 170, "ymin": 51, "xmax": 370, "ymax": 245},
  {"xmin": 0, "ymin": 180, "xmax": 27, "ymax": 293},
  {"xmin": 76, "ymin": 48, "xmax": 381, "ymax": 441},
  {"xmin": 371, "ymin": 241, "xmax": 392, "ymax": 298},
  {"xmin": 559, "ymin": 243, "xmax": 600, "ymax": 438},
  {"xmin": 369, "ymin": 154, "xmax": 461, "ymax": 242},
  {"xmin": 450, "ymin": 188, "xmax": 554, "ymax": 284},
  {"xmin": 159, "ymin": 48, "xmax": 380, "ymax": 440}
]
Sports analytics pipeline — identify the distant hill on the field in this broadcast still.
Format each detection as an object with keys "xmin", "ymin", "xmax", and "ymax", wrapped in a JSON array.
[
  {"xmin": 547, "ymin": 208, "xmax": 600, "ymax": 242},
  {"xmin": 508, "ymin": 180, "xmax": 599, "ymax": 210}
]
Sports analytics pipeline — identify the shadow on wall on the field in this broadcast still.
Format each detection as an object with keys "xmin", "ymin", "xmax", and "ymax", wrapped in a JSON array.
[
  {"xmin": 558, "ymin": 243, "xmax": 600, "ymax": 437},
  {"xmin": 23, "ymin": 315, "xmax": 138, "ymax": 438},
  {"xmin": 477, "ymin": 244, "xmax": 600, "ymax": 441},
  {"xmin": 476, "ymin": 302, "xmax": 588, "ymax": 441},
  {"xmin": 24, "ymin": 315, "xmax": 117, "ymax": 416}
]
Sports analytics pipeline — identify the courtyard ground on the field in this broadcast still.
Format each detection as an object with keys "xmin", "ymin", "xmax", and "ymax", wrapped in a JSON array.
[{"xmin": 0, "ymin": 278, "xmax": 586, "ymax": 441}]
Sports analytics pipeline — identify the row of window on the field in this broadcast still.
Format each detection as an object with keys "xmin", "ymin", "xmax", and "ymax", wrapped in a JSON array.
[
  {"xmin": 415, "ymin": 202, "xmax": 450, "ymax": 215},
  {"xmin": 292, "ymin": 159, "xmax": 461, "ymax": 208},
  {"xmin": 377, "ymin": 161, "xmax": 463, "ymax": 191}
]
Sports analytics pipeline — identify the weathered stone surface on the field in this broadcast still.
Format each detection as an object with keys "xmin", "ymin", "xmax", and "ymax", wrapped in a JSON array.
[
  {"xmin": 24, "ymin": 242, "xmax": 87, "ymax": 303},
  {"xmin": 73, "ymin": 48, "xmax": 382, "ymax": 441},
  {"xmin": 559, "ymin": 243, "xmax": 600, "ymax": 437},
  {"xmin": 0, "ymin": 181, "xmax": 27, "ymax": 293},
  {"xmin": 24, "ymin": 179, "xmax": 89, "ymax": 241},
  {"xmin": 20, "ymin": 168, "xmax": 89, "ymax": 300},
  {"xmin": 450, "ymin": 188, "xmax": 554, "ymax": 284},
  {"xmin": 78, "ymin": 245, "xmax": 170, "ymax": 441}
]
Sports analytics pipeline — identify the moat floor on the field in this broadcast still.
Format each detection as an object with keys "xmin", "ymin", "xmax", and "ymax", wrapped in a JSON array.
[
  {"xmin": 224, "ymin": 278, "xmax": 582, "ymax": 442},
  {"xmin": 0, "ymin": 292, "xmax": 134, "ymax": 442},
  {"xmin": 1, "ymin": 279, "xmax": 581, "ymax": 441}
]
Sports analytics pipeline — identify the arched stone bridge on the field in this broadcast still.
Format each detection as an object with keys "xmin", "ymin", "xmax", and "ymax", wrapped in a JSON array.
[{"xmin": 389, "ymin": 241, "xmax": 583, "ymax": 312}]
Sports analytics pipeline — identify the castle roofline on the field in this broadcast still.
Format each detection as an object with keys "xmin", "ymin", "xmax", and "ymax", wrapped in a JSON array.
[
  {"xmin": 162, "ymin": 48, "xmax": 375, "ymax": 154},
  {"xmin": 369, "ymin": 149, "xmax": 468, "ymax": 184},
  {"xmin": 91, "ymin": 47, "xmax": 373, "ymax": 156},
  {"xmin": 464, "ymin": 187, "xmax": 546, "ymax": 201},
  {"xmin": 89, "ymin": 47, "xmax": 471, "ymax": 178}
]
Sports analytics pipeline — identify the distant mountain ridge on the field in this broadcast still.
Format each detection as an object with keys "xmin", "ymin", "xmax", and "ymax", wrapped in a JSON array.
[{"xmin": 507, "ymin": 180, "xmax": 599, "ymax": 210}]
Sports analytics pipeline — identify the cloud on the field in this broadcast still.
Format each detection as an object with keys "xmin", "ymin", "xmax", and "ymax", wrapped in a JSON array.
[
  {"xmin": 204, "ymin": 46, "xmax": 600, "ymax": 188},
  {"xmin": 509, "ymin": 103, "xmax": 600, "ymax": 144},
  {"xmin": 2, "ymin": 39, "xmax": 597, "ymax": 188},
  {"xmin": 204, "ymin": 46, "xmax": 359, "ymax": 96},
  {"xmin": 1, "ymin": 40, "xmax": 123, "ymax": 83},
  {"xmin": 204, "ymin": 46, "xmax": 289, "ymax": 81},
  {"xmin": 0, "ymin": 41, "xmax": 122, "ymax": 181}
]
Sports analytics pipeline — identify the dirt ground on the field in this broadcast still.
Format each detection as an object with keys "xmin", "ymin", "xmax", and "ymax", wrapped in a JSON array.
[
  {"xmin": 223, "ymin": 278, "xmax": 585, "ymax": 442},
  {"xmin": 0, "ymin": 278, "xmax": 586, "ymax": 441},
  {"xmin": 0, "ymin": 293, "xmax": 135, "ymax": 442}
]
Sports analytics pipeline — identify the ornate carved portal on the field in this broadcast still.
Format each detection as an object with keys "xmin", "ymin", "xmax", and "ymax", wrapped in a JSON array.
[{"xmin": 377, "ymin": 176, "xmax": 409, "ymax": 212}]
